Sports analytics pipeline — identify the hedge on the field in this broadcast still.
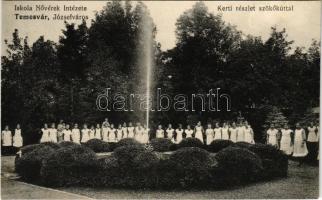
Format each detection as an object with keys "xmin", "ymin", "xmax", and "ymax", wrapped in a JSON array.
[
  {"xmin": 115, "ymin": 138, "xmax": 142, "ymax": 149},
  {"xmin": 112, "ymin": 145, "xmax": 158, "ymax": 188},
  {"xmin": 207, "ymin": 140, "xmax": 234, "ymax": 153},
  {"xmin": 83, "ymin": 139, "xmax": 110, "ymax": 153},
  {"xmin": 150, "ymin": 138, "xmax": 173, "ymax": 152},
  {"xmin": 20, "ymin": 142, "xmax": 59, "ymax": 155},
  {"xmin": 248, "ymin": 143, "xmax": 288, "ymax": 179},
  {"xmin": 213, "ymin": 146, "xmax": 263, "ymax": 187},
  {"xmin": 15, "ymin": 142, "xmax": 289, "ymax": 189},
  {"xmin": 177, "ymin": 138, "xmax": 205, "ymax": 149},
  {"xmin": 169, "ymin": 147, "xmax": 214, "ymax": 188},
  {"xmin": 40, "ymin": 145, "xmax": 98, "ymax": 187},
  {"xmin": 15, "ymin": 145, "xmax": 56, "ymax": 181},
  {"xmin": 58, "ymin": 141, "xmax": 80, "ymax": 148}
]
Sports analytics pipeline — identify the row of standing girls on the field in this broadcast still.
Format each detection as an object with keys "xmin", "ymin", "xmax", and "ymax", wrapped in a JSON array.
[
  {"xmin": 155, "ymin": 121, "xmax": 254, "ymax": 144},
  {"xmin": 1, "ymin": 124, "xmax": 23, "ymax": 148},
  {"xmin": 266, "ymin": 122, "xmax": 319, "ymax": 165},
  {"xmin": 40, "ymin": 119, "xmax": 150, "ymax": 144},
  {"xmin": 39, "ymin": 119, "xmax": 255, "ymax": 145}
]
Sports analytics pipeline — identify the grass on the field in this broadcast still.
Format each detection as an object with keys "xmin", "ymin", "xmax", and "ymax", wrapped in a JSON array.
[{"xmin": 60, "ymin": 161, "xmax": 319, "ymax": 199}]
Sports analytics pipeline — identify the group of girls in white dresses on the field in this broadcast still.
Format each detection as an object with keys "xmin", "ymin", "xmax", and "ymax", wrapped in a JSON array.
[
  {"xmin": 266, "ymin": 122, "xmax": 319, "ymax": 164},
  {"xmin": 40, "ymin": 119, "xmax": 150, "ymax": 144},
  {"xmin": 155, "ymin": 121, "xmax": 255, "ymax": 145},
  {"xmin": 1, "ymin": 124, "xmax": 23, "ymax": 149}
]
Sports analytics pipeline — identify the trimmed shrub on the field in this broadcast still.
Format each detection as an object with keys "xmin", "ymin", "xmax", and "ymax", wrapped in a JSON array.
[
  {"xmin": 169, "ymin": 147, "xmax": 214, "ymax": 188},
  {"xmin": 155, "ymin": 159, "xmax": 182, "ymax": 189},
  {"xmin": 40, "ymin": 146, "xmax": 98, "ymax": 187},
  {"xmin": 20, "ymin": 142, "xmax": 59, "ymax": 155},
  {"xmin": 150, "ymin": 138, "xmax": 173, "ymax": 152},
  {"xmin": 84, "ymin": 139, "xmax": 110, "ymax": 153},
  {"xmin": 108, "ymin": 142, "xmax": 118, "ymax": 151},
  {"xmin": 15, "ymin": 145, "xmax": 56, "ymax": 181},
  {"xmin": 113, "ymin": 145, "xmax": 158, "ymax": 188},
  {"xmin": 232, "ymin": 141, "xmax": 254, "ymax": 149},
  {"xmin": 58, "ymin": 141, "xmax": 80, "ymax": 148},
  {"xmin": 213, "ymin": 146, "xmax": 263, "ymax": 187},
  {"xmin": 113, "ymin": 144, "xmax": 146, "ymax": 167},
  {"xmin": 115, "ymin": 138, "xmax": 142, "ymax": 149},
  {"xmin": 248, "ymin": 143, "xmax": 288, "ymax": 179},
  {"xmin": 208, "ymin": 140, "xmax": 234, "ymax": 153},
  {"xmin": 177, "ymin": 138, "xmax": 205, "ymax": 149},
  {"xmin": 96, "ymin": 155, "xmax": 120, "ymax": 186},
  {"xmin": 169, "ymin": 143, "xmax": 178, "ymax": 151}
]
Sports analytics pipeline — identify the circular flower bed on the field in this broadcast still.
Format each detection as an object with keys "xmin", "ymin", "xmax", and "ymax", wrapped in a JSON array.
[{"xmin": 15, "ymin": 142, "xmax": 289, "ymax": 189}]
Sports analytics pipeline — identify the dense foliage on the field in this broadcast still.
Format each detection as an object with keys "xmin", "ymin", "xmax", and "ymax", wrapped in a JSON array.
[
  {"xmin": 177, "ymin": 138, "xmax": 205, "ymax": 149},
  {"xmin": 40, "ymin": 145, "xmax": 98, "ymax": 186},
  {"xmin": 150, "ymin": 138, "xmax": 173, "ymax": 152},
  {"xmin": 83, "ymin": 139, "xmax": 110, "ymax": 152},
  {"xmin": 15, "ymin": 142, "xmax": 289, "ymax": 189},
  {"xmin": 213, "ymin": 146, "xmax": 263, "ymax": 186},
  {"xmin": 2, "ymin": 1, "xmax": 319, "ymax": 144},
  {"xmin": 15, "ymin": 145, "xmax": 56, "ymax": 181},
  {"xmin": 207, "ymin": 139, "xmax": 234, "ymax": 153}
]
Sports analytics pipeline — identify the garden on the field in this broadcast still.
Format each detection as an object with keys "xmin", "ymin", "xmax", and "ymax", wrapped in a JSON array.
[{"xmin": 15, "ymin": 138, "xmax": 288, "ymax": 189}]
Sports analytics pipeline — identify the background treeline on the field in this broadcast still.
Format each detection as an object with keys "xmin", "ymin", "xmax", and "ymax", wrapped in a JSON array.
[{"xmin": 2, "ymin": 1, "xmax": 320, "ymax": 144}]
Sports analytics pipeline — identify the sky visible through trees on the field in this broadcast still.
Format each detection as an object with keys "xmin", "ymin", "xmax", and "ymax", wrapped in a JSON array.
[{"xmin": 1, "ymin": 1, "xmax": 320, "ymax": 144}]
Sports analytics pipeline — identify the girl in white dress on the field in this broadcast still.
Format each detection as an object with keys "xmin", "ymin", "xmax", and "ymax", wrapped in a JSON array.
[
  {"xmin": 63, "ymin": 124, "xmax": 72, "ymax": 142},
  {"xmin": 89, "ymin": 125, "xmax": 95, "ymax": 140},
  {"xmin": 71, "ymin": 123, "xmax": 81, "ymax": 144},
  {"xmin": 214, "ymin": 123, "xmax": 222, "ymax": 140},
  {"xmin": 236, "ymin": 123, "xmax": 245, "ymax": 142},
  {"xmin": 175, "ymin": 124, "xmax": 184, "ymax": 144},
  {"xmin": 108, "ymin": 124, "xmax": 117, "ymax": 143},
  {"xmin": 229, "ymin": 122, "xmax": 238, "ymax": 143},
  {"xmin": 95, "ymin": 124, "xmax": 101, "ymax": 140},
  {"xmin": 2, "ymin": 125, "xmax": 12, "ymax": 147},
  {"xmin": 13, "ymin": 124, "xmax": 23, "ymax": 148},
  {"xmin": 2, "ymin": 125, "xmax": 12, "ymax": 155},
  {"xmin": 307, "ymin": 122, "xmax": 318, "ymax": 163},
  {"xmin": 221, "ymin": 122, "xmax": 229, "ymax": 140},
  {"xmin": 57, "ymin": 121, "xmax": 64, "ymax": 142},
  {"xmin": 122, "ymin": 123, "xmax": 128, "ymax": 139},
  {"xmin": 116, "ymin": 124, "xmax": 123, "ymax": 142},
  {"xmin": 185, "ymin": 125, "xmax": 193, "ymax": 138},
  {"xmin": 194, "ymin": 121, "xmax": 204, "ymax": 143},
  {"xmin": 205, "ymin": 123, "xmax": 214, "ymax": 145},
  {"xmin": 166, "ymin": 124, "xmax": 175, "ymax": 141},
  {"xmin": 134, "ymin": 123, "xmax": 144, "ymax": 143},
  {"xmin": 293, "ymin": 123, "xmax": 308, "ymax": 166},
  {"xmin": 40, "ymin": 123, "xmax": 51, "ymax": 143},
  {"xmin": 142, "ymin": 125, "xmax": 150, "ymax": 144},
  {"xmin": 81, "ymin": 124, "xmax": 90, "ymax": 143},
  {"xmin": 280, "ymin": 124, "xmax": 293, "ymax": 155},
  {"xmin": 244, "ymin": 124, "xmax": 255, "ymax": 144},
  {"xmin": 102, "ymin": 118, "xmax": 110, "ymax": 129},
  {"xmin": 127, "ymin": 122, "xmax": 135, "ymax": 138},
  {"xmin": 267, "ymin": 124, "xmax": 278, "ymax": 147},
  {"xmin": 156, "ymin": 125, "xmax": 164, "ymax": 138},
  {"xmin": 102, "ymin": 123, "xmax": 109, "ymax": 142},
  {"xmin": 49, "ymin": 123, "xmax": 58, "ymax": 143}
]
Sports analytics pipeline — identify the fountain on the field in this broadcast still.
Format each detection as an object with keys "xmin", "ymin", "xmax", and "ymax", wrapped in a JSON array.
[{"xmin": 138, "ymin": 8, "xmax": 154, "ymax": 129}]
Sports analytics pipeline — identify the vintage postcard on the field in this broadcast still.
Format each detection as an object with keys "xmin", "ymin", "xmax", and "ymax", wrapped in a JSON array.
[{"xmin": 1, "ymin": 0, "xmax": 320, "ymax": 199}]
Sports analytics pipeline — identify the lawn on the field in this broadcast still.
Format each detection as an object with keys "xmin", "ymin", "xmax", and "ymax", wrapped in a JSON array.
[{"xmin": 60, "ymin": 160, "xmax": 319, "ymax": 199}]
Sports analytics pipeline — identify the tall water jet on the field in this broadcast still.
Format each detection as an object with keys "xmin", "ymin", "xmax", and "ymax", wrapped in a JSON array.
[{"xmin": 138, "ymin": 5, "xmax": 154, "ymax": 129}]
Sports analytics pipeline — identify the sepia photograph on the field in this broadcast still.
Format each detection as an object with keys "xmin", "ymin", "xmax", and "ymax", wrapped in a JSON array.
[{"xmin": 1, "ymin": 0, "xmax": 320, "ymax": 199}]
